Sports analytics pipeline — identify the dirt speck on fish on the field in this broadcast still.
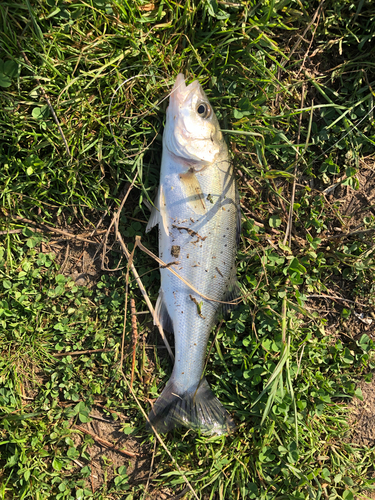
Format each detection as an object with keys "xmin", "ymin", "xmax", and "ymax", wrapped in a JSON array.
[{"xmin": 146, "ymin": 73, "xmax": 240, "ymax": 435}]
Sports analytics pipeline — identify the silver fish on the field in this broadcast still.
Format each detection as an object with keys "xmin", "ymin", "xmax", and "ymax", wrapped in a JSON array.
[{"xmin": 146, "ymin": 74, "xmax": 240, "ymax": 435}]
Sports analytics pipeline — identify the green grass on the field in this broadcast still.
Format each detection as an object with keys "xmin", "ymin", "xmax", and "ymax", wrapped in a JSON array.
[{"xmin": 1, "ymin": 0, "xmax": 375, "ymax": 498}]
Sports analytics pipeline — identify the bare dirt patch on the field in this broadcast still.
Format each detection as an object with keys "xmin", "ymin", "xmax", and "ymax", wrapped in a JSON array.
[
  {"xmin": 70, "ymin": 407, "xmax": 178, "ymax": 498},
  {"xmin": 349, "ymin": 376, "xmax": 375, "ymax": 500},
  {"xmin": 350, "ymin": 376, "xmax": 375, "ymax": 448},
  {"xmin": 328, "ymin": 156, "xmax": 375, "ymax": 233},
  {"xmin": 339, "ymin": 157, "xmax": 375, "ymax": 228},
  {"xmin": 48, "ymin": 240, "xmax": 103, "ymax": 288},
  {"xmin": 72, "ymin": 408, "xmax": 153, "ymax": 494}
]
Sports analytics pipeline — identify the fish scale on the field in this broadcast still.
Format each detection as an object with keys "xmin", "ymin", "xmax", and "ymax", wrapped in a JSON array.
[{"xmin": 146, "ymin": 73, "xmax": 240, "ymax": 435}]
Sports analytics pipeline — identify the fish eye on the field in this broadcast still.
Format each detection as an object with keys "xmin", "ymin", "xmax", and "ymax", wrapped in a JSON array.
[{"xmin": 196, "ymin": 102, "xmax": 211, "ymax": 119}]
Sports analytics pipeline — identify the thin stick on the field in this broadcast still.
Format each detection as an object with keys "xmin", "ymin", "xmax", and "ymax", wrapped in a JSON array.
[
  {"xmin": 53, "ymin": 348, "xmax": 112, "ymax": 357},
  {"xmin": 89, "ymin": 414, "xmax": 113, "ymax": 423},
  {"xmin": 120, "ymin": 242, "xmax": 135, "ymax": 371},
  {"xmin": 12, "ymin": 216, "xmax": 99, "ymax": 245},
  {"xmin": 306, "ymin": 294, "xmax": 366, "ymax": 308},
  {"xmin": 93, "ymin": 402, "xmax": 126, "ymax": 420},
  {"xmin": 74, "ymin": 425, "xmax": 137, "ymax": 458},
  {"xmin": 116, "ymin": 233, "xmax": 174, "ymax": 361},
  {"xmin": 120, "ymin": 371, "xmax": 199, "ymax": 500},
  {"xmin": 130, "ymin": 298, "xmax": 138, "ymax": 390},
  {"xmin": 101, "ymin": 178, "xmax": 138, "ymax": 272},
  {"xmin": 143, "ymin": 439, "xmax": 157, "ymax": 500},
  {"xmin": 322, "ymin": 227, "xmax": 375, "ymax": 241},
  {"xmin": 0, "ymin": 229, "xmax": 23, "ymax": 235},
  {"xmin": 100, "ymin": 175, "xmax": 174, "ymax": 360}
]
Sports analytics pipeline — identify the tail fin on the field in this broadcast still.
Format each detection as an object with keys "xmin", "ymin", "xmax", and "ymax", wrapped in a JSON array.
[{"xmin": 147, "ymin": 378, "xmax": 235, "ymax": 435}]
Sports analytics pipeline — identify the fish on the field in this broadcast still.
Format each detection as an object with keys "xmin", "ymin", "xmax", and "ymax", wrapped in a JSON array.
[{"xmin": 146, "ymin": 73, "xmax": 240, "ymax": 435}]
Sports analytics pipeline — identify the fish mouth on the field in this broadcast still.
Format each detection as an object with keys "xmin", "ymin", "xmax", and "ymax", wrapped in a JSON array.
[{"xmin": 169, "ymin": 73, "xmax": 200, "ymax": 106}]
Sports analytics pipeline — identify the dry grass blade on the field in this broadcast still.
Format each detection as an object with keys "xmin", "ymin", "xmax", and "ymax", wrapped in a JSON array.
[
  {"xmin": 120, "ymin": 237, "xmax": 135, "ymax": 371},
  {"xmin": 101, "ymin": 175, "xmax": 139, "ymax": 273},
  {"xmin": 130, "ymin": 298, "xmax": 138, "ymax": 390},
  {"xmin": 53, "ymin": 348, "xmax": 112, "ymax": 357},
  {"xmin": 117, "ymin": 232, "xmax": 174, "ymax": 360},
  {"xmin": 281, "ymin": 1, "xmax": 325, "ymax": 69},
  {"xmin": 143, "ymin": 439, "xmax": 157, "ymax": 500}
]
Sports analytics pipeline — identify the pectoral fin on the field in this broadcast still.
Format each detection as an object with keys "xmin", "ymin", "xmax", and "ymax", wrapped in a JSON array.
[
  {"xmin": 146, "ymin": 186, "xmax": 169, "ymax": 236},
  {"xmin": 179, "ymin": 172, "xmax": 206, "ymax": 215}
]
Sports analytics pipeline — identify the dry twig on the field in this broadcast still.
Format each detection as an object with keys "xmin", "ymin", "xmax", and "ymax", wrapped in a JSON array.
[
  {"xmin": 12, "ymin": 216, "xmax": 100, "ymax": 245},
  {"xmin": 74, "ymin": 425, "xmax": 137, "ymax": 458},
  {"xmin": 306, "ymin": 294, "xmax": 366, "ymax": 308},
  {"xmin": 143, "ymin": 439, "xmax": 157, "ymax": 500},
  {"xmin": 322, "ymin": 227, "xmax": 375, "ymax": 241},
  {"xmin": 99, "ymin": 175, "xmax": 174, "ymax": 360},
  {"xmin": 53, "ymin": 348, "xmax": 113, "ymax": 357},
  {"xmin": 130, "ymin": 298, "xmax": 138, "ymax": 390}
]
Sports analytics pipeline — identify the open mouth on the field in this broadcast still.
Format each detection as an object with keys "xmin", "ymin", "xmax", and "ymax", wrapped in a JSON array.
[{"xmin": 169, "ymin": 74, "xmax": 200, "ymax": 106}]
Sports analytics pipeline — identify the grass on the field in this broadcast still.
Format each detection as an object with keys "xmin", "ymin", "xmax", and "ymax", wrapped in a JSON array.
[{"xmin": 1, "ymin": 0, "xmax": 375, "ymax": 498}]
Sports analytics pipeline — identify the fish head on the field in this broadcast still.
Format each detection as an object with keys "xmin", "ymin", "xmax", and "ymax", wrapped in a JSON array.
[{"xmin": 164, "ymin": 74, "xmax": 224, "ymax": 167}]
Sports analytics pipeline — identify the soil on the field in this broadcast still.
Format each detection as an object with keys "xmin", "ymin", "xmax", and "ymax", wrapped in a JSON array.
[
  {"xmin": 49, "ymin": 239, "xmax": 104, "ymax": 288},
  {"xmin": 71, "ymin": 408, "xmax": 175, "ymax": 498},
  {"xmin": 348, "ymin": 376, "xmax": 375, "ymax": 500},
  {"xmin": 337, "ymin": 156, "xmax": 375, "ymax": 229},
  {"xmin": 72, "ymin": 408, "xmax": 149, "ymax": 490},
  {"xmin": 301, "ymin": 156, "xmax": 375, "ymax": 351},
  {"xmin": 349, "ymin": 376, "xmax": 375, "ymax": 448}
]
